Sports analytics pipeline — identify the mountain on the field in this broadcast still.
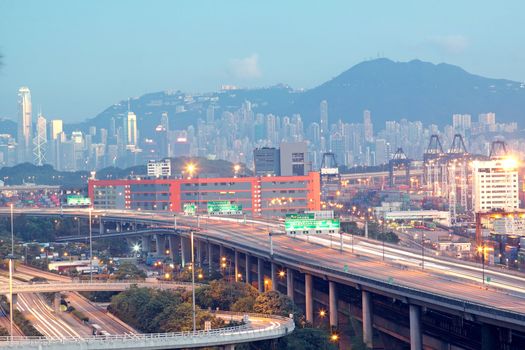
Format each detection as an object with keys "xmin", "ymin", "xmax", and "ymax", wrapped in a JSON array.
[
  {"xmin": 77, "ymin": 59, "xmax": 525, "ymax": 135},
  {"xmin": 294, "ymin": 58, "xmax": 525, "ymax": 126}
]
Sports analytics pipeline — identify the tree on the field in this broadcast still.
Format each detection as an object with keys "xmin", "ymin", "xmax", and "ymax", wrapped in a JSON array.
[
  {"xmin": 110, "ymin": 262, "xmax": 146, "ymax": 280},
  {"xmin": 276, "ymin": 327, "xmax": 338, "ymax": 350},
  {"xmin": 194, "ymin": 280, "xmax": 258, "ymax": 310},
  {"xmin": 253, "ymin": 291, "xmax": 297, "ymax": 318},
  {"xmin": 159, "ymin": 302, "xmax": 225, "ymax": 332}
]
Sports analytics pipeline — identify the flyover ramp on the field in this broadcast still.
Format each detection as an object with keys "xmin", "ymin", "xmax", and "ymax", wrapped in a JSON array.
[{"xmin": 0, "ymin": 313, "xmax": 294, "ymax": 349}]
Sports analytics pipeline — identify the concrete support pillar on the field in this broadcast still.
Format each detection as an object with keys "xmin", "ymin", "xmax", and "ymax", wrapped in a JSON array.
[
  {"xmin": 245, "ymin": 254, "xmax": 251, "ymax": 285},
  {"xmin": 155, "ymin": 235, "xmax": 166, "ymax": 256},
  {"xmin": 329, "ymin": 281, "xmax": 338, "ymax": 328},
  {"xmin": 142, "ymin": 236, "xmax": 151, "ymax": 253},
  {"xmin": 99, "ymin": 219, "xmax": 104, "ymax": 234},
  {"xmin": 181, "ymin": 236, "xmax": 191, "ymax": 267},
  {"xmin": 116, "ymin": 221, "xmax": 122, "ymax": 232},
  {"xmin": 286, "ymin": 268, "xmax": 294, "ymax": 301},
  {"xmin": 234, "ymin": 250, "xmax": 240, "ymax": 282},
  {"xmin": 362, "ymin": 290, "xmax": 373, "ymax": 348},
  {"xmin": 219, "ymin": 245, "xmax": 225, "ymax": 260},
  {"xmin": 208, "ymin": 243, "xmax": 213, "ymax": 275},
  {"xmin": 168, "ymin": 236, "xmax": 179, "ymax": 263},
  {"xmin": 196, "ymin": 240, "xmax": 202, "ymax": 267},
  {"xmin": 271, "ymin": 262, "xmax": 277, "ymax": 291},
  {"xmin": 409, "ymin": 304, "xmax": 422, "ymax": 350},
  {"xmin": 305, "ymin": 274, "xmax": 313, "ymax": 324},
  {"xmin": 223, "ymin": 345, "xmax": 235, "ymax": 350},
  {"xmin": 257, "ymin": 258, "xmax": 264, "ymax": 292}
]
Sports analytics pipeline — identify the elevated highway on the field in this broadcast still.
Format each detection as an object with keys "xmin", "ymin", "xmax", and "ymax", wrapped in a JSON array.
[{"xmin": 2, "ymin": 208, "xmax": 525, "ymax": 349}]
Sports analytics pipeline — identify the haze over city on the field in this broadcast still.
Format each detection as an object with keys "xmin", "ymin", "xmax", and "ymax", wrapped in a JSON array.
[{"xmin": 1, "ymin": 2, "xmax": 525, "ymax": 350}]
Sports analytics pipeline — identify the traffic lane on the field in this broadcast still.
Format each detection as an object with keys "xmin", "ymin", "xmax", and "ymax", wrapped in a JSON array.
[
  {"xmin": 17, "ymin": 293, "xmax": 83, "ymax": 339},
  {"xmin": 65, "ymin": 292, "xmax": 137, "ymax": 335},
  {"xmin": 202, "ymin": 221, "xmax": 525, "ymax": 314}
]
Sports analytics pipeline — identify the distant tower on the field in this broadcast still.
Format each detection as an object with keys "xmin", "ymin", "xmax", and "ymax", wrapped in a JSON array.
[
  {"xmin": 206, "ymin": 105, "xmax": 215, "ymax": 124},
  {"xmin": 363, "ymin": 110, "xmax": 373, "ymax": 142},
  {"xmin": 161, "ymin": 112, "xmax": 169, "ymax": 131},
  {"xmin": 320, "ymin": 100, "xmax": 328, "ymax": 139},
  {"xmin": 17, "ymin": 87, "xmax": 33, "ymax": 163},
  {"xmin": 127, "ymin": 111, "xmax": 138, "ymax": 146},
  {"xmin": 33, "ymin": 114, "xmax": 47, "ymax": 165}
]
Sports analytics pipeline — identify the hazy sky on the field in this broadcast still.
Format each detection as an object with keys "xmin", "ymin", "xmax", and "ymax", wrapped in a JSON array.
[{"xmin": 1, "ymin": 0, "xmax": 524, "ymax": 122}]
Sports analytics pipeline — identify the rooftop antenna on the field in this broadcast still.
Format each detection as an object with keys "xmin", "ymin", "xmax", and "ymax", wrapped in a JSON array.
[{"xmin": 127, "ymin": 98, "xmax": 131, "ymax": 113}]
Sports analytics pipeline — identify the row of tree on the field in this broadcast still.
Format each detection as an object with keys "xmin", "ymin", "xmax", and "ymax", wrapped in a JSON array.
[{"xmin": 108, "ymin": 280, "xmax": 338, "ymax": 349}]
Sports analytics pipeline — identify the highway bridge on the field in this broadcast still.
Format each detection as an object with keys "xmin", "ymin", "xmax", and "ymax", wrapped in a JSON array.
[
  {"xmin": 0, "ymin": 312, "xmax": 294, "ymax": 350},
  {"xmin": 2, "ymin": 208, "xmax": 525, "ymax": 349}
]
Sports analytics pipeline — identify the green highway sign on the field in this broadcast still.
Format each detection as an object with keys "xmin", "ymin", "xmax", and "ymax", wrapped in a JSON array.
[
  {"xmin": 284, "ymin": 217, "xmax": 340, "ymax": 231},
  {"xmin": 207, "ymin": 200, "xmax": 243, "ymax": 215},
  {"xmin": 66, "ymin": 195, "xmax": 91, "ymax": 206}
]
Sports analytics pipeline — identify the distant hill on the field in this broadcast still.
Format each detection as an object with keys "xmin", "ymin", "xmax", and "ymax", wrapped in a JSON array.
[{"xmin": 71, "ymin": 58, "xmax": 525, "ymax": 135}]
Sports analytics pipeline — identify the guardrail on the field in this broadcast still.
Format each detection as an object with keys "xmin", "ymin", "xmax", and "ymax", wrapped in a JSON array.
[{"xmin": 0, "ymin": 314, "xmax": 294, "ymax": 349}]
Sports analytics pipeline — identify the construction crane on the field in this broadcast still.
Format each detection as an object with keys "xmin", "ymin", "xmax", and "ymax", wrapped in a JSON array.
[{"xmin": 388, "ymin": 148, "xmax": 411, "ymax": 188}]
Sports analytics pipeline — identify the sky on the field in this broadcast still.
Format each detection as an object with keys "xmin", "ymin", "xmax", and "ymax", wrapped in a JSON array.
[{"xmin": 1, "ymin": 0, "xmax": 525, "ymax": 122}]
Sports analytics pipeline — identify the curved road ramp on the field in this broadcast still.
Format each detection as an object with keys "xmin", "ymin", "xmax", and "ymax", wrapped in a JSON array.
[{"xmin": 0, "ymin": 313, "xmax": 294, "ymax": 349}]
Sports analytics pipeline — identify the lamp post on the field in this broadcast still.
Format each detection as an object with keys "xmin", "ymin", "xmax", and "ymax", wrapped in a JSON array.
[
  {"xmin": 9, "ymin": 203, "xmax": 14, "ymax": 341},
  {"xmin": 190, "ymin": 230, "xmax": 196, "ymax": 333},
  {"xmin": 478, "ymin": 244, "xmax": 487, "ymax": 286},
  {"xmin": 89, "ymin": 207, "xmax": 93, "ymax": 282},
  {"xmin": 421, "ymin": 231, "xmax": 425, "ymax": 270}
]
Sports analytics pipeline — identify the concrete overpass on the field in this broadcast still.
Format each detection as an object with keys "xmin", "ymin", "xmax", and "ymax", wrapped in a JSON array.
[
  {"xmin": 0, "ymin": 281, "xmax": 194, "ymax": 295},
  {"xmin": 0, "ymin": 313, "xmax": 294, "ymax": 350},
  {"xmin": 2, "ymin": 208, "xmax": 525, "ymax": 349}
]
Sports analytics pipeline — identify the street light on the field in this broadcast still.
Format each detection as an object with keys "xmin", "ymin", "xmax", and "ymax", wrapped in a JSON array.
[
  {"xmin": 190, "ymin": 230, "xmax": 196, "ymax": 333},
  {"xmin": 10, "ymin": 203, "xmax": 14, "ymax": 256},
  {"xmin": 478, "ymin": 244, "xmax": 488, "ymax": 286},
  {"xmin": 233, "ymin": 164, "xmax": 241, "ymax": 177},
  {"xmin": 89, "ymin": 207, "xmax": 93, "ymax": 282}
]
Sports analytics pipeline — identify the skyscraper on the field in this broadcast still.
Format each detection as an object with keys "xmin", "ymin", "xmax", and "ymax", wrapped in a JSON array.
[
  {"xmin": 17, "ymin": 87, "xmax": 32, "ymax": 163},
  {"xmin": 49, "ymin": 120, "xmax": 63, "ymax": 140},
  {"xmin": 363, "ymin": 110, "xmax": 373, "ymax": 142},
  {"xmin": 127, "ymin": 111, "xmax": 138, "ymax": 146},
  {"xmin": 320, "ymin": 100, "xmax": 328, "ymax": 139},
  {"xmin": 33, "ymin": 114, "xmax": 47, "ymax": 165}
]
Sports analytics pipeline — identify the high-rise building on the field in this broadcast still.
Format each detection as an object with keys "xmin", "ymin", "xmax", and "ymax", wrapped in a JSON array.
[
  {"xmin": 161, "ymin": 112, "xmax": 169, "ymax": 131},
  {"xmin": 363, "ymin": 110, "xmax": 373, "ymax": 142},
  {"xmin": 33, "ymin": 114, "xmax": 47, "ymax": 165},
  {"xmin": 254, "ymin": 147, "xmax": 281, "ymax": 176},
  {"xmin": 329, "ymin": 132, "xmax": 345, "ymax": 166},
  {"xmin": 320, "ymin": 100, "xmax": 328, "ymax": 139},
  {"xmin": 127, "ymin": 112, "xmax": 138, "ymax": 146},
  {"xmin": 472, "ymin": 157, "xmax": 519, "ymax": 212},
  {"xmin": 452, "ymin": 114, "xmax": 471, "ymax": 130},
  {"xmin": 17, "ymin": 87, "xmax": 32, "ymax": 163},
  {"xmin": 280, "ymin": 141, "xmax": 310, "ymax": 176},
  {"xmin": 49, "ymin": 120, "xmax": 63, "ymax": 140}
]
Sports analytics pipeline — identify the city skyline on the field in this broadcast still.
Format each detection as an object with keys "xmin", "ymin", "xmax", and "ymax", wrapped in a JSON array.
[{"xmin": 1, "ymin": 1, "xmax": 525, "ymax": 122}]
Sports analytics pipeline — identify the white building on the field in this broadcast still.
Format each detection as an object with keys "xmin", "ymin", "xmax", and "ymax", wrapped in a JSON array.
[
  {"xmin": 17, "ymin": 87, "xmax": 32, "ymax": 163},
  {"xmin": 472, "ymin": 157, "xmax": 519, "ymax": 213},
  {"xmin": 147, "ymin": 160, "xmax": 171, "ymax": 177}
]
